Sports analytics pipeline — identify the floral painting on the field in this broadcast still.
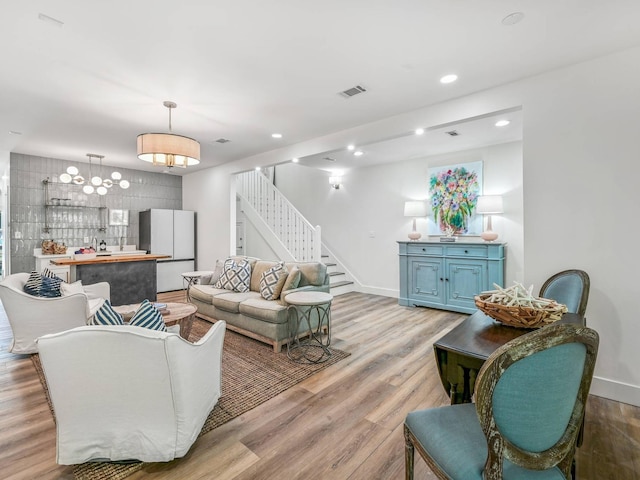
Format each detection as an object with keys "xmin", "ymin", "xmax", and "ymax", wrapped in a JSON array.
[{"xmin": 428, "ymin": 161, "xmax": 482, "ymax": 235}]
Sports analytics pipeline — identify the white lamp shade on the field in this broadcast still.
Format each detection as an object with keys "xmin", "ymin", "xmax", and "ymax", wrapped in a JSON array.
[
  {"xmin": 476, "ymin": 195, "xmax": 504, "ymax": 214},
  {"xmin": 137, "ymin": 133, "xmax": 200, "ymax": 167},
  {"xmin": 404, "ymin": 201, "xmax": 428, "ymax": 217}
]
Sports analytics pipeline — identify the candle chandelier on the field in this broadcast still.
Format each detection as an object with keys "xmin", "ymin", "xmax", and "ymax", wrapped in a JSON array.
[{"xmin": 59, "ymin": 154, "xmax": 130, "ymax": 195}]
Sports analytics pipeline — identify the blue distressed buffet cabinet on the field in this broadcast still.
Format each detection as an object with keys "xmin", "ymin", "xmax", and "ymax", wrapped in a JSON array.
[{"xmin": 398, "ymin": 240, "xmax": 506, "ymax": 314}]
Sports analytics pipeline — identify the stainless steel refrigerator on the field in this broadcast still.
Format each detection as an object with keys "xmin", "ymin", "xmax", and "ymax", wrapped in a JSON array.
[{"xmin": 139, "ymin": 209, "xmax": 195, "ymax": 292}]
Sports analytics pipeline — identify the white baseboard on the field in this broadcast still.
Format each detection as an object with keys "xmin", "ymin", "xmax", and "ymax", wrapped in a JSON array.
[
  {"xmin": 589, "ymin": 376, "xmax": 640, "ymax": 407},
  {"xmin": 356, "ymin": 285, "xmax": 399, "ymax": 298}
]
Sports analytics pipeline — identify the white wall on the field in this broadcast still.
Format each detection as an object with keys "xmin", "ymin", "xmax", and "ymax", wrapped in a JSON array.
[
  {"xmin": 184, "ymin": 45, "xmax": 640, "ymax": 406},
  {"xmin": 274, "ymin": 142, "xmax": 523, "ymax": 296}
]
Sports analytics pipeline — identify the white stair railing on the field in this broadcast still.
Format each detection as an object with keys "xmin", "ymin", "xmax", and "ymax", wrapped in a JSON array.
[{"xmin": 236, "ymin": 170, "xmax": 321, "ymax": 262}]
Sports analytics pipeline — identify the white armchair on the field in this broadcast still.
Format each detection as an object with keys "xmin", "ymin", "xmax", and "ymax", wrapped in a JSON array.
[
  {"xmin": 37, "ymin": 321, "xmax": 226, "ymax": 464},
  {"xmin": 0, "ymin": 273, "xmax": 110, "ymax": 354}
]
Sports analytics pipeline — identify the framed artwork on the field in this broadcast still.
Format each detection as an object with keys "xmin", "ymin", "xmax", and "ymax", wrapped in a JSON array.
[
  {"xmin": 428, "ymin": 161, "xmax": 483, "ymax": 236},
  {"xmin": 109, "ymin": 209, "xmax": 129, "ymax": 226}
]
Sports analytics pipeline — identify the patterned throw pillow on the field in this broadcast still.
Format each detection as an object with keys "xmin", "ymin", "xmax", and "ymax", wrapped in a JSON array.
[
  {"xmin": 129, "ymin": 299, "xmax": 167, "ymax": 332},
  {"xmin": 23, "ymin": 269, "xmax": 63, "ymax": 297},
  {"xmin": 23, "ymin": 271, "xmax": 43, "ymax": 296},
  {"xmin": 260, "ymin": 262, "xmax": 289, "ymax": 300},
  {"xmin": 91, "ymin": 299, "xmax": 124, "ymax": 326},
  {"xmin": 214, "ymin": 258, "xmax": 251, "ymax": 292}
]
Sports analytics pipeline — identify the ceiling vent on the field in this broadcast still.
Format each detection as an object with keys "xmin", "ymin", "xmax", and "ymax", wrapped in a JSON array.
[
  {"xmin": 215, "ymin": 138, "xmax": 231, "ymax": 143},
  {"xmin": 323, "ymin": 156, "xmax": 336, "ymax": 162},
  {"xmin": 445, "ymin": 130, "xmax": 459, "ymax": 136},
  {"xmin": 338, "ymin": 85, "xmax": 367, "ymax": 98}
]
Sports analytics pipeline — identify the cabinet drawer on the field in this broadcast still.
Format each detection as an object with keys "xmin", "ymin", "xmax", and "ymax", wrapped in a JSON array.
[
  {"xmin": 406, "ymin": 244, "xmax": 443, "ymax": 255},
  {"xmin": 445, "ymin": 245, "xmax": 488, "ymax": 258}
]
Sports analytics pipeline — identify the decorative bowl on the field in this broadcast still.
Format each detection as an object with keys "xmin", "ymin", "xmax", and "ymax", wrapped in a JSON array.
[{"xmin": 474, "ymin": 293, "xmax": 568, "ymax": 329}]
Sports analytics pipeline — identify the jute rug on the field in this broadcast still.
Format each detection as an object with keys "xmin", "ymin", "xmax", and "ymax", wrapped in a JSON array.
[{"xmin": 31, "ymin": 318, "xmax": 350, "ymax": 480}]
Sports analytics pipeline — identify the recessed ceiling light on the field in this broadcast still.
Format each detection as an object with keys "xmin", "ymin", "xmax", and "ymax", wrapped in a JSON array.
[
  {"xmin": 502, "ymin": 12, "xmax": 524, "ymax": 26},
  {"xmin": 271, "ymin": 133, "xmax": 282, "ymax": 139},
  {"xmin": 347, "ymin": 145, "xmax": 355, "ymax": 151},
  {"xmin": 292, "ymin": 158, "xmax": 299, "ymax": 163},
  {"xmin": 440, "ymin": 74, "xmax": 458, "ymax": 84},
  {"xmin": 415, "ymin": 128, "xmax": 425, "ymax": 135},
  {"xmin": 495, "ymin": 120, "xmax": 511, "ymax": 127},
  {"xmin": 255, "ymin": 166, "xmax": 261, "ymax": 171},
  {"xmin": 353, "ymin": 150, "xmax": 364, "ymax": 157}
]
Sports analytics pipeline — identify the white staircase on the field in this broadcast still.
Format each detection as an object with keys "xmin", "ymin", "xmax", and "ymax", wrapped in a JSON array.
[{"xmin": 236, "ymin": 171, "xmax": 357, "ymax": 295}]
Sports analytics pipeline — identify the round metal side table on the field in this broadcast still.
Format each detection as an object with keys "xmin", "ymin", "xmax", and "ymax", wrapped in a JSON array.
[
  {"xmin": 285, "ymin": 291, "xmax": 333, "ymax": 364},
  {"xmin": 181, "ymin": 270, "xmax": 214, "ymax": 302}
]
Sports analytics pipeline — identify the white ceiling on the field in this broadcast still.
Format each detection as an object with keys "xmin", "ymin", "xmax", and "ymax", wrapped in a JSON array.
[{"xmin": 2, "ymin": 1, "xmax": 640, "ymax": 175}]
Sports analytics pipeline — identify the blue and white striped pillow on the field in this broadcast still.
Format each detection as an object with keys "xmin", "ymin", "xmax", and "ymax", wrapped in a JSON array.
[
  {"xmin": 129, "ymin": 299, "xmax": 166, "ymax": 332},
  {"xmin": 91, "ymin": 299, "xmax": 124, "ymax": 326},
  {"xmin": 23, "ymin": 271, "xmax": 43, "ymax": 296}
]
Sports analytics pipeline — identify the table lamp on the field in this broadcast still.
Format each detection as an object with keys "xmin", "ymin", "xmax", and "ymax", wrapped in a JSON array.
[
  {"xmin": 404, "ymin": 201, "xmax": 428, "ymax": 241},
  {"xmin": 476, "ymin": 195, "xmax": 503, "ymax": 242}
]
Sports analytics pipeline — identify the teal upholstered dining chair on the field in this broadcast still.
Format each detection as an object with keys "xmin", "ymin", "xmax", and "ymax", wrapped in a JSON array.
[
  {"xmin": 404, "ymin": 323, "xmax": 599, "ymax": 480},
  {"xmin": 539, "ymin": 270, "xmax": 590, "ymax": 318}
]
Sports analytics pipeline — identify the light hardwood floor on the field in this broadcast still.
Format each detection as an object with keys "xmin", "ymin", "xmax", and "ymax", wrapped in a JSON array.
[{"xmin": 0, "ymin": 291, "xmax": 638, "ymax": 479}]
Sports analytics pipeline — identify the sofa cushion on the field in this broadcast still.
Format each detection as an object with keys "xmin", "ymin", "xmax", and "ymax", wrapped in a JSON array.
[
  {"xmin": 190, "ymin": 284, "xmax": 228, "ymax": 304},
  {"xmin": 282, "ymin": 265, "xmax": 301, "ymax": 292},
  {"xmin": 250, "ymin": 261, "xmax": 277, "ymax": 292},
  {"xmin": 239, "ymin": 297, "xmax": 289, "ymax": 324},
  {"xmin": 260, "ymin": 262, "xmax": 288, "ymax": 300},
  {"xmin": 215, "ymin": 258, "xmax": 251, "ymax": 293},
  {"xmin": 200, "ymin": 259, "xmax": 224, "ymax": 285},
  {"xmin": 213, "ymin": 291, "xmax": 261, "ymax": 313},
  {"xmin": 290, "ymin": 262, "xmax": 327, "ymax": 287},
  {"xmin": 129, "ymin": 299, "xmax": 167, "ymax": 332},
  {"xmin": 91, "ymin": 299, "xmax": 124, "ymax": 326},
  {"xmin": 61, "ymin": 280, "xmax": 85, "ymax": 296}
]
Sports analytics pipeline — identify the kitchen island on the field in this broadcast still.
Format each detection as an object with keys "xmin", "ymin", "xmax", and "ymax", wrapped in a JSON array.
[{"xmin": 52, "ymin": 254, "xmax": 170, "ymax": 306}]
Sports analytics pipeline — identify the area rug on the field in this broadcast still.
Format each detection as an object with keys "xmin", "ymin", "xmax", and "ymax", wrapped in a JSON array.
[{"xmin": 31, "ymin": 318, "xmax": 350, "ymax": 480}]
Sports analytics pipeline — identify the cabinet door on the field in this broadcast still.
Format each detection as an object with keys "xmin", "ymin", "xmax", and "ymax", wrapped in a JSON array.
[
  {"xmin": 445, "ymin": 259, "xmax": 487, "ymax": 309},
  {"xmin": 157, "ymin": 260, "xmax": 195, "ymax": 292},
  {"xmin": 150, "ymin": 209, "xmax": 174, "ymax": 256},
  {"xmin": 409, "ymin": 258, "xmax": 445, "ymax": 305},
  {"xmin": 173, "ymin": 210, "xmax": 195, "ymax": 260}
]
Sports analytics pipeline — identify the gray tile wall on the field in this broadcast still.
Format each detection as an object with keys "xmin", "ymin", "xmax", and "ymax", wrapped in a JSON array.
[{"xmin": 10, "ymin": 153, "xmax": 182, "ymax": 273}]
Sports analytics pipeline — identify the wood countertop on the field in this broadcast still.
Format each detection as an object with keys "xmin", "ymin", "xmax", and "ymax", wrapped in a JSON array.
[{"xmin": 51, "ymin": 254, "xmax": 171, "ymax": 266}]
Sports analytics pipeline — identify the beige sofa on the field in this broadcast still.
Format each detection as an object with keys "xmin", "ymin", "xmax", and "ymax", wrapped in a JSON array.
[{"xmin": 190, "ymin": 257, "xmax": 329, "ymax": 352}]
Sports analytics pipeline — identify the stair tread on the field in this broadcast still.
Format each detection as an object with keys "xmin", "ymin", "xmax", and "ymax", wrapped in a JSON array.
[
  {"xmin": 323, "ymin": 262, "xmax": 337, "ymax": 267},
  {"xmin": 328, "ymin": 271, "xmax": 344, "ymax": 277},
  {"xmin": 330, "ymin": 280, "xmax": 354, "ymax": 288}
]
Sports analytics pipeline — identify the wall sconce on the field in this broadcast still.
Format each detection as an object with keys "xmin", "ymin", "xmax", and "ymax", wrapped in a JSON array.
[
  {"xmin": 476, "ymin": 195, "xmax": 504, "ymax": 242},
  {"xmin": 329, "ymin": 175, "xmax": 342, "ymax": 189},
  {"xmin": 404, "ymin": 201, "xmax": 428, "ymax": 241}
]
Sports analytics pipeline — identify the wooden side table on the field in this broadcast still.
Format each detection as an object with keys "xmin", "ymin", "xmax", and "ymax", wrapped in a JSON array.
[
  {"xmin": 285, "ymin": 291, "xmax": 333, "ymax": 364},
  {"xmin": 433, "ymin": 310, "xmax": 585, "ymax": 404}
]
